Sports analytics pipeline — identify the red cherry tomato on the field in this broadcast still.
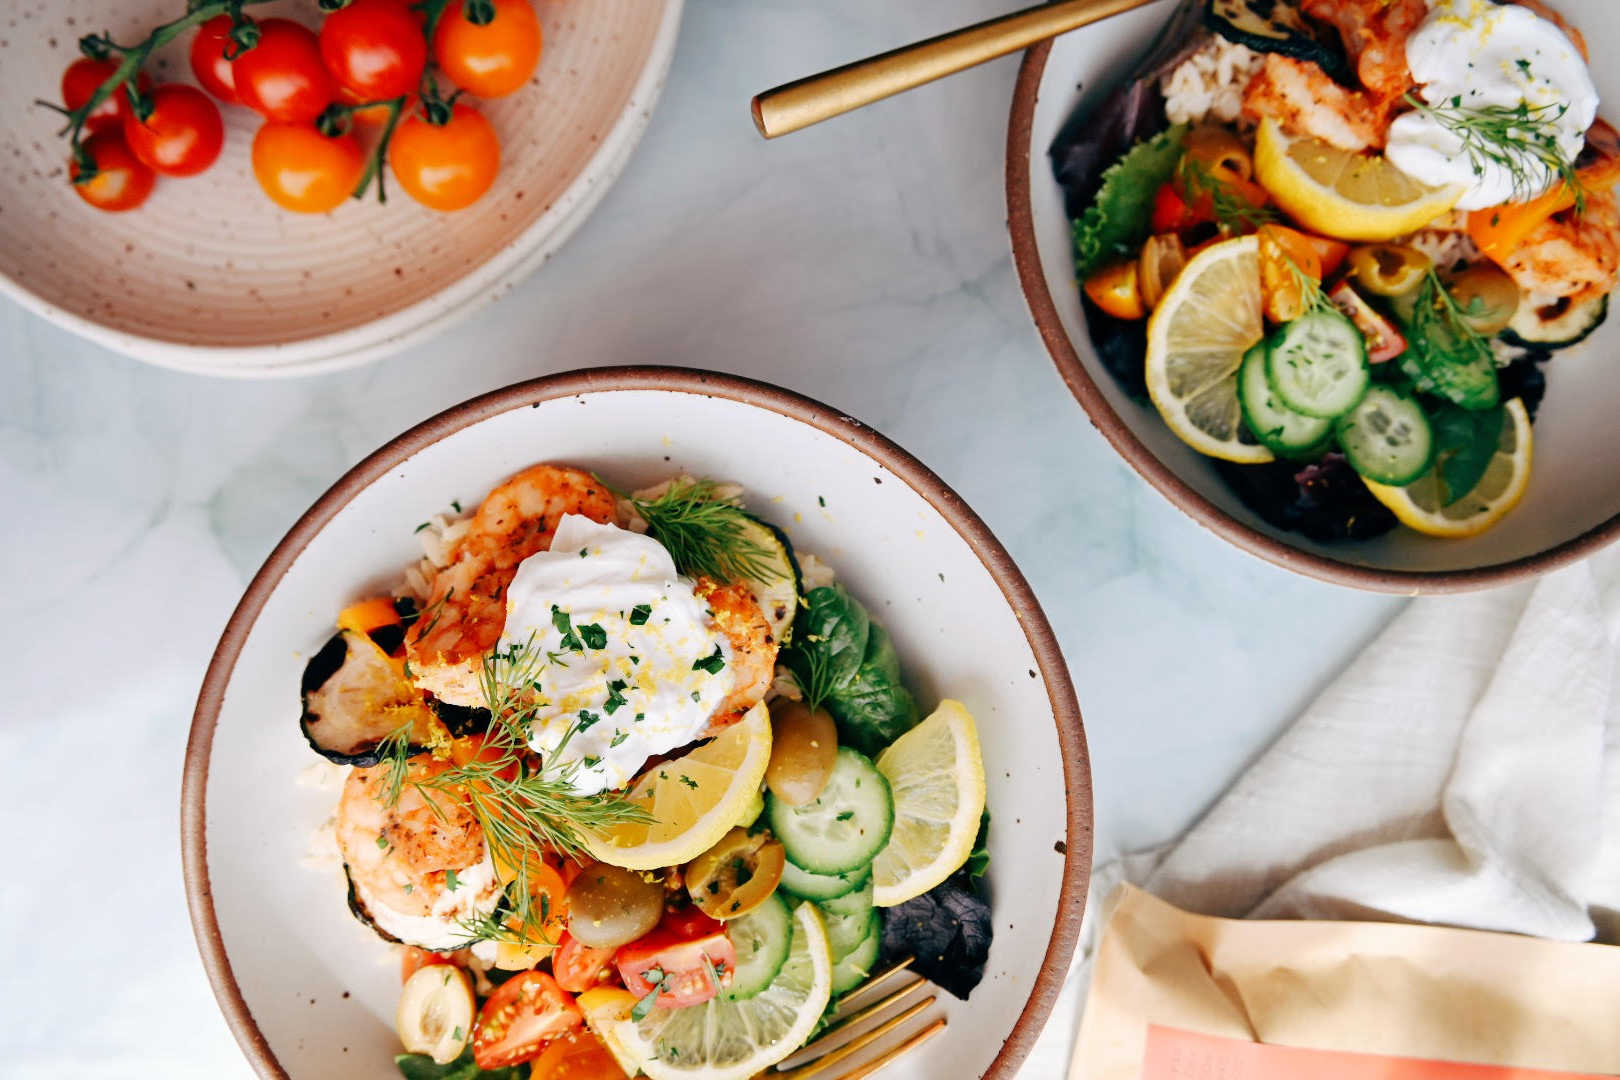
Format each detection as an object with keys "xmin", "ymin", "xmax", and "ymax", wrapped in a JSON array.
[
  {"xmin": 388, "ymin": 102, "xmax": 500, "ymax": 211},
  {"xmin": 69, "ymin": 131, "xmax": 156, "ymax": 212},
  {"xmin": 432, "ymin": 0, "xmax": 541, "ymax": 99},
  {"xmin": 62, "ymin": 58, "xmax": 150, "ymax": 134},
  {"xmin": 251, "ymin": 121, "xmax": 366, "ymax": 213},
  {"xmin": 321, "ymin": 0, "xmax": 427, "ymax": 101},
  {"xmin": 233, "ymin": 18, "xmax": 337, "ymax": 123},
  {"xmin": 189, "ymin": 15, "xmax": 242, "ymax": 104},
  {"xmin": 552, "ymin": 933, "xmax": 618, "ymax": 994},
  {"xmin": 614, "ymin": 910, "xmax": 736, "ymax": 1011},
  {"xmin": 471, "ymin": 971, "xmax": 583, "ymax": 1070},
  {"xmin": 122, "ymin": 84, "xmax": 224, "ymax": 177}
]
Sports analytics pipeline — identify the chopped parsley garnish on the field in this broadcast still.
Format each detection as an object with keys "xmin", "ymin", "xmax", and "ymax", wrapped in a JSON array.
[
  {"xmin": 413, "ymin": 521, "xmax": 431, "ymax": 533},
  {"xmin": 835, "ymin": 810, "xmax": 855, "ymax": 822},
  {"xmin": 577, "ymin": 710, "xmax": 602, "ymax": 731},
  {"xmin": 692, "ymin": 645, "xmax": 726, "ymax": 675},
  {"xmin": 605, "ymin": 680, "xmax": 628, "ymax": 714},
  {"xmin": 610, "ymin": 730, "xmax": 629, "ymax": 748},
  {"xmin": 446, "ymin": 869, "xmax": 461, "ymax": 892},
  {"xmin": 629, "ymin": 604, "xmax": 652, "ymax": 625},
  {"xmin": 582, "ymin": 755, "xmax": 601, "ymax": 769},
  {"xmin": 678, "ymin": 774, "xmax": 699, "ymax": 790},
  {"xmin": 635, "ymin": 712, "xmax": 645, "ymax": 723},
  {"xmin": 551, "ymin": 605, "xmax": 583, "ymax": 652},
  {"xmin": 450, "ymin": 499, "xmax": 462, "ymax": 514},
  {"xmin": 375, "ymin": 834, "xmax": 390, "ymax": 850},
  {"xmin": 579, "ymin": 623, "xmax": 608, "ymax": 650}
]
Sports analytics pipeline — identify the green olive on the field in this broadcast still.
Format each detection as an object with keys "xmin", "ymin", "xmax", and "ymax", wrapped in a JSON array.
[
  {"xmin": 685, "ymin": 828, "xmax": 787, "ymax": 920},
  {"xmin": 766, "ymin": 701, "xmax": 838, "ymax": 807},
  {"xmin": 1348, "ymin": 244, "xmax": 1432, "ymax": 298},
  {"xmin": 1445, "ymin": 264, "xmax": 1521, "ymax": 336},
  {"xmin": 565, "ymin": 863, "xmax": 664, "ymax": 948}
]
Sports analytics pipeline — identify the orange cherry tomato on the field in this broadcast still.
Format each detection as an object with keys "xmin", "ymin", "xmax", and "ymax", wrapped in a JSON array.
[
  {"xmin": 122, "ymin": 83, "xmax": 224, "ymax": 177},
  {"xmin": 1084, "ymin": 260, "xmax": 1146, "ymax": 320},
  {"xmin": 321, "ymin": 0, "xmax": 428, "ymax": 101},
  {"xmin": 400, "ymin": 947, "xmax": 462, "ymax": 983},
  {"xmin": 432, "ymin": 0, "xmax": 542, "ymax": 98},
  {"xmin": 234, "ymin": 18, "xmax": 338, "ymax": 123},
  {"xmin": 528, "ymin": 1029, "xmax": 628, "ymax": 1080},
  {"xmin": 1258, "ymin": 224, "xmax": 1326, "ymax": 324},
  {"xmin": 471, "ymin": 971, "xmax": 583, "ymax": 1070},
  {"xmin": 62, "ymin": 58, "xmax": 151, "ymax": 134},
  {"xmin": 190, "ymin": 15, "xmax": 242, "ymax": 104},
  {"xmin": 251, "ymin": 121, "xmax": 366, "ymax": 213},
  {"xmin": 69, "ymin": 131, "xmax": 156, "ymax": 212},
  {"xmin": 389, "ymin": 103, "xmax": 500, "ymax": 211}
]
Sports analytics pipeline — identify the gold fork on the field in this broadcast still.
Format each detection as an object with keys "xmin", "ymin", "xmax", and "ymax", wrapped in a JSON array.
[{"xmin": 757, "ymin": 958, "xmax": 947, "ymax": 1080}]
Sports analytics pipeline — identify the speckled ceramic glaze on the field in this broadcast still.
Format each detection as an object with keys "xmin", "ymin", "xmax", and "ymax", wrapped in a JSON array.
[
  {"xmin": 0, "ymin": 0, "xmax": 680, "ymax": 375},
  {"xmin": 1008, "ymin": 0, "xmax": 1620, "ymax": 592},
  {"xmin": 183, "ymin": 369, "xmax": 1092, "ymax": 1079}
]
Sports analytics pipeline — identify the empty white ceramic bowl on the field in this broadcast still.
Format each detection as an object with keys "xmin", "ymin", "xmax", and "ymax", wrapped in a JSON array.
[
  {"xmin": 0, "ymin": 0, "xmax": 680, "ymax": 376},
  {"xmin": 182, "ymin": 368, "xmax": 1092, "ymax": 1078},
  {"xmin": 1008, "ymin": 0, "xmax": 1620, "ymax": 592}
]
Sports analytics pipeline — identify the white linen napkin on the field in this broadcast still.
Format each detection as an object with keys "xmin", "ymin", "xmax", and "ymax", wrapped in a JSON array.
[{"xmin": 1079, "ymin": 543, "xmax": 1620, "ymax": 980}]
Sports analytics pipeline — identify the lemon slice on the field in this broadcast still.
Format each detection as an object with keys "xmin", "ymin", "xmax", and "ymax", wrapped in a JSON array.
[
  {"xmin": 1364, "ymin": 399, "xmax": 1532, "ymax": 538},
  {"xmin": 585, "ymin": 703, "xmax": 772, "ymax": 870},
  {"xmin": 1145, "ymin": 235, "xmax": 1273, "ymax": 464},
  {"xmin": 1254, "ymin": 118, "xmax": 1462, "ymax": 242},
  {"xmin": 578, "ymin": 987, "xmax": 644, "ymax": 1077},
  {"xmin": 871, "ymin": 700, "xmax": 987, "ymax": 908},
  {"xmin": 608, "ymin": 901, "xmax": 834, "ymax": 1080}
]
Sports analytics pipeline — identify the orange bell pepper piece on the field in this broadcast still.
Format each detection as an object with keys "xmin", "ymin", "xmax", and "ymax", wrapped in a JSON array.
[
  {"xmin": 1468, "ymin": 155, "xmax": 1620, "ymax": 264},
  {"xmin": 337, "ymin": 595, "xmax": 403, "ymax": 636}
]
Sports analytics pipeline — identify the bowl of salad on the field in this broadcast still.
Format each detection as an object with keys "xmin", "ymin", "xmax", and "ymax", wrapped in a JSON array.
[
  {"xmin": 182, "ymin": 367, "xmax": 1089, "ymax": 1079},
  {"xmin": 1009, "ymin": 0, "xmax": 1620, "ymax": 591}
]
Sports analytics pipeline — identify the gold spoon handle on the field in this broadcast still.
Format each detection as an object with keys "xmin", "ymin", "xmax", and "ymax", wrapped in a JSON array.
[{"xmin": 751, "ymin": 0, "xmax": 1157, "ymax": 138}]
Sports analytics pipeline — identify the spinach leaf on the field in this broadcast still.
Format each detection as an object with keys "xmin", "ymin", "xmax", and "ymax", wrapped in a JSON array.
[
  {"xmin": 1400, "ymin": 277, "xmax": 1501, "ymax": 411},
  {"xmin": 784, "ymin": 585, "xmax": 919, "ymax": 757},
  {"xmin": 1430, "ymin": 403, "xmax": 1504, "ymax": 505},
  {"xmin": 1073, "ymin": 125, "xmax": 1187, "ymax": 279},
  {"xmin": 396, "ymin": 1050, "xmax": 527, "ymax": 1080}
]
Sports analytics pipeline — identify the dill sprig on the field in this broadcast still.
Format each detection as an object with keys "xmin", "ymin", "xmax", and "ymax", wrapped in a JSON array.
[
  {"xmin": 1421, "ymin": 268, "xmax": 1495, "ymax": 364},
  {"xmin": 1404, "ymin": 93, "xmax": 1585, "ymax": 210},
  {"xmin": 629, "ymin": 479, "xmax": 781, "ymax": 585},
  {"xmin": 1179, "ymin": 160, "xmax": 1278, "ymax": 233}
]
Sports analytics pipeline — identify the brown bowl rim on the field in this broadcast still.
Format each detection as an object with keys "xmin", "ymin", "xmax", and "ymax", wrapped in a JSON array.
[
  {"xmin": 1006, "ymin": 36, "xmax": 1620, "ymax": 595},
  {"xmin": 181, "ymin": 365, "xmax": 1094, "ymax": 1079}
]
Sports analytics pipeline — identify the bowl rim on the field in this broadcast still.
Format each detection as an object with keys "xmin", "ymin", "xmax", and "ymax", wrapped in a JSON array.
[
  {"xmin": 180, "ymin": 365, "xmax": 1094, "ymax": 1079},
  {"xmin": 0, "ymin": 0, "xmax": 683, "ymax": 379},
  {"xmin": 1005, "ymin": 36, "xmax": 1620, "ymax": 595}
]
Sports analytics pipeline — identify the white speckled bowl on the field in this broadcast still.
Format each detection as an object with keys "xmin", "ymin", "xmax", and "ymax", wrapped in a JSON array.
[
  {"xmin": 1008, "ymin": 0, "xmax": 1620, "ymax": 592},
  {"xmin": 0, "ymin": 0, "xmax": 680, "ymax": 376},
  {"xmin": 183, "ymin": 369, "xmax": 1092, "ymax": 1079}
]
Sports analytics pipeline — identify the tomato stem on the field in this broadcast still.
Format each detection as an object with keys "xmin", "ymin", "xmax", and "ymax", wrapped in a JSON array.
[{"xmin": 351, "ymin": 96, "xmax": 408, "ymax": 205}]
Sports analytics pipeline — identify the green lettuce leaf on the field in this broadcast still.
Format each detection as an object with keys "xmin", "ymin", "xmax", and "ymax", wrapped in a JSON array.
[{"xmin": 1072, "ymin": 125, "xmax": 1187, "ymax": 280}]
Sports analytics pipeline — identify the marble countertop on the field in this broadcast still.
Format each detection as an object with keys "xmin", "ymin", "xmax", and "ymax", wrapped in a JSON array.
[{"xmin": 0, "ymin": 0, "xmax": 1402, "ymax": 1074}]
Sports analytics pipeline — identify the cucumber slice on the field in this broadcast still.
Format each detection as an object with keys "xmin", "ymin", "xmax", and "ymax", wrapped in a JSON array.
[
  {"xmin": 821, "ymin": 902, "xmax": 876, "ymax": 961},
  {"xmin": 1266, "ymin": 308, "xmax": 1370, "ymax": 419},
  {"xmin": 1335, "ymin": 385, "xmax": 1435, "ymax": 486},
  {"xmin": 722, "ymin": 892, "xmax": 793, "ymax": 1001},
  {"xmin": 1503, "ymin": 293, "xmax": 1608, "ymax": 350},
  {"xmin": 829, "ymin": 913, "xmax": 882, "ymax": 996},
  {"xmin": 767, "ymin": 748, "xmax": 894, "ymax": 875},
  {"xmin": 737, "ymin": 515, "xmax": 802, "ymax": 647},
  {"xmin": 817, "ymin": 875, "xmax": 875, "ymax": 920},
  {"xmin": 1238, "ymin": 343, "xmax": 1335, "ymax": 457},
  {"xmin": 779, "ymin": 861, "xmax": 868, "ymax": 902}
]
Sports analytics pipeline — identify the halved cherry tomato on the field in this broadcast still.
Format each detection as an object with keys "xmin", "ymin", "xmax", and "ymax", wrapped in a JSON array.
[
  {"xmin": 251, "ymin": 121, "xmax": 366, "ymax": 213},
  {"xmin": 1084, "ymin": 260, "xmax": 1146, "ymax": 320},
  {"xmin": 122, "ymin": 84, "xmax": 224, "ymax": 177},
  {"xmin": 614, "ymin": 909, "xmax": 736, "ymax": 1010},
  {"xmin": 190, "ymin": 15, "xmax": 243, "ymax": 104},
  {"xmin": 321, "ymin": 0, "xmax": 428, "ymax": 101},
  {"xmin": 471, "ymin": 971, "xmax": 583, "ymax": 1070},
  {"xmin": 1151, "ymin": 182, "xmax": 1200, "ymax": 234},
  {"xmin": 62, "ymin": 58, "xmax": 150, "ymax": 134},
  {"xmin": 1329, "ymin": 281, "xmax": 1407, "ymax": 363},
  {"xmin": 69, "ymin": 132, "xmax": 155, "ymax": 212},
  {"xmin": 432, "ymin": 0, "xmax": 542, "ymax": 98},
  {"xmin": 1258, "ymin": 224, "xmax": 1325, "ymax": 324},
  {"xmin": 529, "ymin": 1029, "xmax": 628, "ymax": 1080},
  {"xmin": 494, "ymin": 858, "xmax": 570, "ymax": 971},
  {"xmin": 400, "ymin": 947, "xmax": 461, "ymax": 983},
  {"xmin": 234, "ymin": 18, "xmax": 338, "ymax": 123},
  {"xmin": 389, "ymin": 103, "xmax": 500, "ymax": 211},
  {"xmin": 553, "ymin": 932, "xmax": 619, "ymax": 994}
]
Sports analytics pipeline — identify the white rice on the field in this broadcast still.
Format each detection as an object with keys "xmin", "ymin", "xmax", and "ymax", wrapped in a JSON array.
[{"xmin": 1161, "ymin": 37, "xmax": 1265, "ymax": 128}]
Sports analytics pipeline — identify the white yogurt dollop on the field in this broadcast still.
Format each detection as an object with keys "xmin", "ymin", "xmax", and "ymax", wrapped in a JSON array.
[
  {"xmin": 1386, "ymin": 0, "xmax": 1597, "ymax": 210},
  {"xmin": 500, "ymin": 514, "xmax": 734, "ymax": 796}
]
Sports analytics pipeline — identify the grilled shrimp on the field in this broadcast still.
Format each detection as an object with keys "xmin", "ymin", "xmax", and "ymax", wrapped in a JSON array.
[
  {"xmin": 406, "ymin": 464, "xmax": 620, "ymax": 706},
  {"xmin": 1503, "ymin": 189, "xmax": 1620, "ymax": 303},
  {"xmin": 336, "ymin": 758, "xmax": 485, "ymax": 917},
  {"xmin": 1302, "ymin": 0, "xmax": 1425, "ymax": 98},
  {"xmin": 695, "ymin": 576, "xmax": 779, "ymax": 726},
  {"xmin": 1242, "ymin": 54, "xmax": 1401, "ymax": 151}
]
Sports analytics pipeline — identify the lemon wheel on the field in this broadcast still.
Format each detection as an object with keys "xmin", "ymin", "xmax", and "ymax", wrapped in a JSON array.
[
  {"xmin": 1144, "ymin": 235, "xmax": 1273, "ymax": 464},
  {"xmin": 871, "ymin": 700, "xmax": 987, "ymax": 908},
  {"xmin": 1363, "ymin": 399, "xmax": 1533, "ymax": 539}
]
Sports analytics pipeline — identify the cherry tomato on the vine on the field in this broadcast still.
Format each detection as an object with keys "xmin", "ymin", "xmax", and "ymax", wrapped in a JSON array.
[
  {"xmin": 233, "ymin": 18, "xmax": 337, "ymax": 123},
  {"xmin": 320, "ymin": 0, "xmax": 428, "ymax": 102},
  {"xmin": 69, "ymin": 131, "xmax": 156, "ymax": 212},
  {"xmin": 339, "ymin": 85, "xmax": 414, "ymax": 129},
  {"xmin": 61, "ymin": 58, "xmax": 150, "ymax": 134},
  {"xmin": 432, "ymin": 0, "xmax": 542, "ymax": 99},
  {"xmin": 122, "ymin": 83, "xmax": 224, "ymax": 177},
  {"xmin": 251, "ymin": 121, "xmax": 366, "ymax": 213},
  {"xmin": 190, "ymin": 15, "xmax": 243, "ymax": 104},
  {"xmin": 389, "ymin": 103, "xmax": 500, "ymax": 211}
]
